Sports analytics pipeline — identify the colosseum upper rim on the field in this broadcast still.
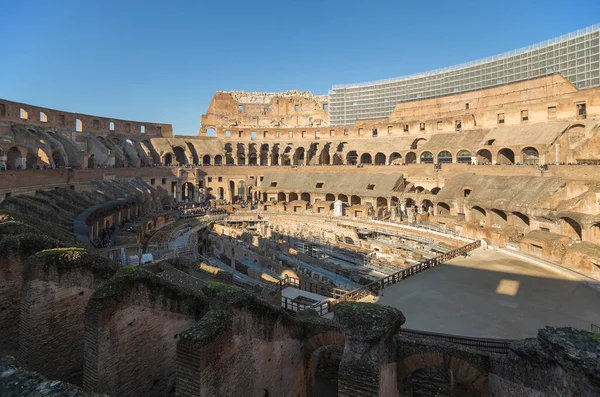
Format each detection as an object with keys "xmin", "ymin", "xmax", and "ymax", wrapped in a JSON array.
[{"xmin": 1, "ymin": 23, "xmax": 600, "ymax": 397}]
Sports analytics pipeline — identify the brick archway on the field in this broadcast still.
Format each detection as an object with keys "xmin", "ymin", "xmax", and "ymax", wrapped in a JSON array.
[
  {"xmin": 397, "ymin": 351, "xmax": 488, "ymax": 397},
  {"xmin": 304, "ymin": 331, "xmax": 345, "ymax": 397}
]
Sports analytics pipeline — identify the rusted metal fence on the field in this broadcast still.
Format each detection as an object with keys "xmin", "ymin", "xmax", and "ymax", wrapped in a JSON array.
[{"xmin": 400, "ymin": 328, "xmax": 515, "ymax": 354}]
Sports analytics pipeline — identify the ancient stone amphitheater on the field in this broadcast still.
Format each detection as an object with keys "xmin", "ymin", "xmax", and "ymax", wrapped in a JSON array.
[{"xmin": 1, "ymin": 73, "xmax": 600, "ymax": 396}]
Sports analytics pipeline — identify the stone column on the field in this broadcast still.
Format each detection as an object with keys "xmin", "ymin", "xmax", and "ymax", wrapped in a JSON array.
[{"xmin": 335, "ymin": 302, "xmax": 405, "ymax": 397}]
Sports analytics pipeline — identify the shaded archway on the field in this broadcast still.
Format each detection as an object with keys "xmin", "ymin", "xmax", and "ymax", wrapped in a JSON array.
[
  {"xmin": 522, "ymin": 147, "xmax": 539, "ymax": 165},
  {"xmin": 410, "ymin": 138, "xmax": 427, "ymax": 150},
  {"xmin": 350, "ymin": 195, "xmax": 361, "ymax": 205},
  {"xmin": 173, "ymin": 146, "xmax": 188, "ymax": 165},
  {"xmin": 561, "ymin": 217, "xmax": 582, "ymax": 240},
  {"xmin": 181, "ymin": 182, "xmax": 195, "ymax": 201},
  {"xmin": 512, "ymin": 211, "xmax": 530, "ymax": 228},
  {"xmin": 338, "ymin": 194, "xmax": 348, "ymax": 203},
  {"xmin": 51, "ymin": 150, "xmax": 65, "ymax": 168},
  {"xmin": 389, "ymin": 152, "xmax": 402, "ymax": 165},
  {"xmin": 490, "ymin": 208, "xmax": 508, "ymax": 226},
  {"xmin": 405, "ymin": 152, "xmax": 417, "ymax": 164},
  {"xmin": 456, "ymin": 149, "xmax": 472, "ymax": 164},
  {"xmin": 289, "ymin": 192, "xmax": 298, "ymax": 201},
  {"xmin": 471, "ymin": 206, "xmax": 486, "ymax": 224},
  {"xmin": 7, "ymin": 147, "xmax": 23, "ymax": 169},
  {"xmin": 374, "ymin": 152, "xmax": 386, "ymax": 165},
  {"xmin": 186, "ymin": 143, "xmax": 199, "ymax": 165},
  {"xmin": 277, "ymin": 192, "xmax": 286, "ymax": 202},
  {"xmin": 260, "ymin": 144, "xmax": 269, "ymax": 166},
  {"xmin": 87, "ymin": 154, "xmax": 96, "ymax": 168},
  {"xmin": 202, "ymin": 155, "xmax": 211, "ymax": 165},
  {"xmin": 431, "ymin": 187, "xmax": 441, "ymax": 195},
  {"xmin": 497, "ymin": 148, "xmax": 515, "ymax": 165},
  {"xmin": 360, "ymin": 153, "xmax": 372, "ymax": 165},
  {"xmin": 217, "ymin": 187, "xmax": 224, "ymax": 200},
  {"xmin": 437, "ymin": 202, "xmax": 451, "ymax": 215},
  {"xmin": 437, "ymin": 150, "xmax": 453, "ymax": 164},
  {"xmin": 476, "ymin": 149, "xmax": 492, "ymax": 164},
  {"xmin": 214, "ymin": 155, "xmax": 223, "ymax": 165},
  {"xmin": 164, "ymin": 153, "xmax": 173, "ymax": 166},
  {"xmin": 346, "ymin": 151, "xmax": 358, "ymax": 165},
  {"xmin": 248, "ymin": 153, "xmax": 258, "ymax": 165},
  {"xmin": 325, "ymin": 193, "xmax": 335, "ymax": 201},
  {"xmin": 301, "ymin": 192, "xmax": 311, "ymax": 202},
  {"xmin": 293, "ymin": 147, "xmax": 305, "ymax": 166},
  {"xmin": 420, "ymin": 151, "xmax": 434, "ymax": 164}
]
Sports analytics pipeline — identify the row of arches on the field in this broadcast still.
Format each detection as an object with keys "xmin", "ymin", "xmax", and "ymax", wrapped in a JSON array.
[{"xmin": 2, "ymin": 146, "xmax": 66, "ymax": 169}]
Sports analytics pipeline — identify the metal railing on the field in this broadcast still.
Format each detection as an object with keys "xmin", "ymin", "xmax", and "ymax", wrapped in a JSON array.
[
  {"xmin": 399, "ymin": 328, "xmax": 515, "ymax": 354},
  {"xmin": 278, "ymin": 277, "xmax": 348, "ymax": 299},
  {"xmin": 592, "ymin": 323, "xmax": 600, "ymax": 333}
]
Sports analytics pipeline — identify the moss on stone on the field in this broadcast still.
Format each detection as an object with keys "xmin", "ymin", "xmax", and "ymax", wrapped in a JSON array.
[
  {"xmin": 179, "ymin": 310, "xmax": 233, "ymax": 346},
  {"xmin": 0, "ymin": 233, "xmax": 64, "ymax": 258},
  {"xmin": 24, "ymin": 247, "xmax": 119, "ymax": 281},
  {"xmin": 334, "ymin": 302, "xmax": 405, "ymax": 340}
]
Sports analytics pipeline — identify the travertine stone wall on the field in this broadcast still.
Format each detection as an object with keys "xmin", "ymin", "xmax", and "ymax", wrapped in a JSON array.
[
  {"xmin": 83, "ymin": 267, "xmax": 207, "ymax": 397},
  {"xmin": 18, "ymin": 248, "xmax": 118, "ymax": 381}
]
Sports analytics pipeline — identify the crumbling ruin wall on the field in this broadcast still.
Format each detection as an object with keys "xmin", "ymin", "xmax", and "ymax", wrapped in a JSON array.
[
  {"xmin": 0, "ymin": 232, "xmax": 63, "ymax": 353},
  {"xmin": 83, "ymin": 267, "xmax": 207, "ymax": 397},
  {"xmin": 18, "ymin": 248, "xmax": 118, "ymax": 381},
  {"xmin": 176, "ymin": 283, "xmax": 342, "ymax": 397}
]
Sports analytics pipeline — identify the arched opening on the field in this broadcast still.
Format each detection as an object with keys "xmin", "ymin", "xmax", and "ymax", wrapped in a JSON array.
[
  {"xmin": 360, "ymin": 153, "xmax": 372, "ymax": 164},
  {"xmin": 319, "ymin": 148, "xmax": 330, "ymax": 165},
  {"xmin": 490, "ymin": 208, "xmax": 508, "ymax": 226},
  {"xmin": 420, "ymin": 151, "xmax": 434, "ymax": 164},
  {"xmin": 350, "ymin": 195, "xmax": 361, "ymax": 205},
  {"xmin": 344, "ymin": 236, "xmax": 355, "ymax": 245},
  {"xmin": 476, "ymin": 149, "xmax": 492, "ymax": 165},
  {"xmin": 561, "ymin": 217, "xmax": 582, "ymax": 240},
  {"xmin": 376, "ymin": 197, "xmax": 387, "ymax": 208},
  {"xmin": 228, "ymin": 180, "xmax": 235, "ymax": 202},
  {"xmin": 217, "ymin": 187, "xmax": 224, "ymax": 200},
  {"xmin": 437, "ymin": 151, "xmax": 453, "ymax": 164},
  {"xmin": 346, "ymin": 151, "xmax": 358, "ymax": 165},
  {"xmin": 164, "ymin": 153, "xmax": 173, "ymax": 166},
  {"xmin": 237, "ymin": 180, "xmax": 245, "ymax": 198},
  {"xmin": 410, "ymin": 138, "xmax": 427, "ymax": 150},
  {"xmin": 415, "ymin": 186, "xmax": 425, "ymax": 193},
  {"xmin": 260, "ymin": 144, "xmax": 269, "ymax": 166},
  {"xmin": 294, "ymin": 147, "xmax": 305, "ymax": 166},
  {"xmin": 437, "ymin": 202, "xmax": 451, "ymax": 216},
  {"xmin": 289, "ymin": 192, "xmax": 298, "ymax": 201},
  {"xmin": 301, "ymin": 192, "xmax": 311, "ymax": 202},
  {"xmin": 389, "ymin": 152, "xmax": 402, "ymax": 165},
  {"xmin": 312, "ymin": 345, "xmax": 343, "ymax": 397},
  {"xmin": 186, "ymin": 143, "xmax": 199, "ymax": 165},
  {"xmin": 497, "ymin": 148, "xmax": 515, "ymax": 165},
  {"xmin": 182, "ymin": 182, "xmax": 195, "ymax": 201},
  {"xmin": 88, "ymin": 154, "xmax": 96, "ymax": 168},
  {"xmin": 471, "ymin": 206, "xmax": 486, "ymax": 224},
  {"xmin": 325, "ymin": 193, "xmax": 335, "ymax": 201},
  {"xmin": 374, "ymin": 152, "xmax": 386, "ymax": 165},
  {"xmin": 7, "ymin": 147, "xmax": 22, "ymax": 170},
  {"xmin": 338, "ymin": 194, "xmax": 348, "ymax": 203},
  {"xmin": 206, "ymin": 128, "xmax": 216, "ymax": 137},
  {"xmin": 512, "ymin": 211, "xmax": 530, "ymax": 228},
  {"xmin": 237, "ymin": 144, "xmax": 246, "ymax": 166},
  {"xmin": 277, "ymin": 192, "xmax": 286, "ymax": 202},
  {"xmin": 214, "ymin": 155, "xmax": 223, "ymax": 165},
  {"xmin": 173, "ymin": 146, "xmax": 188, "ymax": 165},
  {"xmin": 405, "ymin": 152, "xmax": 417, "ymax": 164},
  {"xmin": 456, "ymin": 150, "xmax": 472, "ymax": 164},
  {"xmin": 522, "ymin": 147, "xmax": 539, "ymax": 165},
  {"xmin": 430, "ymin": 187, "xmax": 440, "ymax": 195},
  {"xmin": 52, "ymin": 150, "xmax": 65, "ymax": 168},
  {"xmin": 248, "ymin": 153, "xmax": 258, "ymax": 165}
]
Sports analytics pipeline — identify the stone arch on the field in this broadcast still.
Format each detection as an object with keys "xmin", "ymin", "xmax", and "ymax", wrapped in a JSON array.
[
  {"xmin": 430, "ymin": 187, "xmax": 441, "ymax": 195},
  {"xmin": 260, "ymin": 144, "xmax": 269, "ymax": 166},
  {"xmin": 319, "ymin": 147, "xmax": 331, "ymax": 165},
  {"xmin": 512, "ymin": 211, "xmax": 530, "ymax": 228},
  {"xmin": 206, "ymin": 128, "xmax": 216, "ymax": 137},
  {"xmin": 561, "ymin": 217, "xmax": 582, "ymax": 240},
  {"xmin": 420, "ymin": 151, "xmax": 434, "ymax": 164},
  {"xmin": 293, "ymin": 147, "xmax": 305, "ymax": 166},
  {"xmin": 437, "ymin": 150, "xmax": 453, "ymax": 164},
  {"xmin": 415, "ymin": 186, "xmax": 425, "ymax": 193},
  {"xmin": 471, "ymin": 206, "xmax": 486, "ymax": 224},
  {"xmin": 173, "ymin": 146, "xmax": 188, "ymax": 165},
  {"xmin": 7, "ymin": 147, "xmax": 23, "ymax": 169},
  {"xmin": 521, "ymin": 147, "xmax": 539, "ymax": 165},
  {"xmin": 87, "ymin": 153, "xmax": 96, "ymax": 168},
  {"xmin": 405, "ymin": 152, "xmax": 417, "ymax": 164},
  {"xmin": 376, "ymin": 197, "xmax": 388, "ymax": 208},
  {"xmin": 301, "ymin": 192, "xmax": 311, "ymax": 202},
  {"xmin": 456, "ymin": 149, "xmax": 472, "ymax": 164},
  {"xmin": 277, "ymin": 192, "xmax": 286, "ymax": 202},
  {"xmin": 163, "ymin": 152, "xmax": 174, "ymax": 166},
  {"xmin": 325, "ymin": 193, "xmax": 335, "ymax": 201},
  {"xmin": 289, "ymin": 192, "xmax": 298, "ymax": 201},
  {"xmin": 303, "ymin": 331, "xmax": 345, "ymax": 397},
  {"xmin": 248, "ymin": 152, "xmax": 258, "ymax": 165},
  {"xmin": 181, "ymin": 182, "xmax": 195, "ymax": 201},
  {"xmin": 389, "ymin": 152, "xmax": 402, "ymax": 165},
  {"xmin": 398, "ymin": 352, "xmax": 487, "ymax": 397},
  {"xmin": 497, "ymin": 148, "xmax": 515, "ymax": 165},
  {"xmin": 51, "ymin": 149, "xmax": 66, "ymax": 167},
  {"xmin": 346, "ymin": 151, "xmax": 358, "ymax": 165},
  {"xmin": 338, "ymin": 194, "xmax": 348, "ymax": 203},
  {"xmin": 410, "ymin": 138, "xmax": 427, "ymax": 150},
  {"xmin": 490, "ymin": 208, "xmax": 508, "ymax": 226},
  {"xmin": 374, "ymin": 152, "xmax": 386, "ymax": 165},
  {"xmin": 437, "ymin": 202, "xmax": 451, "ymax": 215},
  {"xmin": 344, "ymin": 236, "xmax": 355, "ymax": 245},
  {"xmin": 186, "ymin": 143, "xmax": 199, "ymax": 165},
  {"xmin": 202, "ymin": 155, "xmax": 212, "ymax": 165},
  {"xmin": 360, "ymin": 153, "xmax": 372, "ymax": 165},
  {"xmin": 214, "ymin": 155, "xmax": 223, "ymax": 165},
  {"xmin": 476, "ymin": 149, "xmax": 492, "ymax": 164},
  {"xmin": 350, "ymin": 195, "xmax": 361, "ymax": 205}
]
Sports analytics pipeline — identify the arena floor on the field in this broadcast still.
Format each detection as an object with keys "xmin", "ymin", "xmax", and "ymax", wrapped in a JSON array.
[{"xmin": 367, "ymin": 248, "xmax": 600, "ymax": 339}]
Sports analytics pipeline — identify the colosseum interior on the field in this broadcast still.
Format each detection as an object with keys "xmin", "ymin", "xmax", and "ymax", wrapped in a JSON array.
[{"xmin": 1, "ymin": 69, "xmax": 600, "ymax": 396}]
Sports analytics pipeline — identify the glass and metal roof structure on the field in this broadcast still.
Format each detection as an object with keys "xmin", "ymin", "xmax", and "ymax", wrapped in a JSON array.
[{"xmin": 328, "ymin": 24, "xmax": 600, "ymax": 126}]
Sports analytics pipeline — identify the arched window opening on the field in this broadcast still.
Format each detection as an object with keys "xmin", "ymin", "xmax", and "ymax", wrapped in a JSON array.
[
  {"xmin": 522, "ymin": 147, "xmax": 539, "ymax": 165},
  {"xmin": 389, "ymin": 152, "xmax": 402, "ymax": 165},
  {"xmin": 437, "ymin": 151, "xmax": 453, "ymax": 164},
  {"xmin": 456, "ymin": 150, "xmax": 472, "ymax": 164},
  {"xmin": 497, "ymin": 148, "xmax": 515, "ymax": 165},
  {"xmin": 346, "ymin": 151, "xmax": 358, "ymax": 165},
  {"xmin": 374, "ymin": 152, "xmax": 386, "ymax": 165},
  {"xmin": 360, "ymin": 153, "xmax": 372, "ymax": 165},
  {"xmin": 420, "ymin": 151, "xmax": 434, "ymax": 164},
  {"xmin": 405, "ymin": 152, "xmax": 417, "ymax": 164},
  {"xmin": 476, "ymin": 149, "xmax": 492, "ymax": 165}
]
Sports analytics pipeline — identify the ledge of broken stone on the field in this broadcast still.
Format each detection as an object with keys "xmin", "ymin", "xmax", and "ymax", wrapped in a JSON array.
[
  {"xmin": 334, "ymin": 302, "xmax": 405, "ymax": 341},
  {"xmin": 24, "ymin": 247, "xmax": 119, "ymax": 281},
  {"xmin": 0, "ymin": 232, "xmax": 64, "ymax": 259},
  {"xmin": 0, "ymin": 355, "xmax": 107, "ymax": 397}
]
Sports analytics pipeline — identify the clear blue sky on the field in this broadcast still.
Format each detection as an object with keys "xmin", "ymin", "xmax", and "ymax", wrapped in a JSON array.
[{"xmin": 1, "ymin": 1, "xmax": 598, "ymax": 135}]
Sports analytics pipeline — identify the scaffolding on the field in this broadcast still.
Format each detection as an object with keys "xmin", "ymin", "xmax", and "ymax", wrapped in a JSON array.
[{"xmin": 329, "ymin": 24, "xmax": 600, "ymax": 125}]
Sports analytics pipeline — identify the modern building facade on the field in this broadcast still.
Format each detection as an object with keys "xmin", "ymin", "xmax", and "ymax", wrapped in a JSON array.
[{"xmin": 329, "ymin": 24, "xmax": 600, "ymax": 125}]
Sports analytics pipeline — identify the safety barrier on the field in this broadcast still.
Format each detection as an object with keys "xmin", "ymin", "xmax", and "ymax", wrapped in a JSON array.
[
  {"xmin": 278, "ymin": 277, "xmax": 348, "ymax": 299},
  {"xmin": 399, "ymin": 328, "xmax": 515, "ymax": 354}
]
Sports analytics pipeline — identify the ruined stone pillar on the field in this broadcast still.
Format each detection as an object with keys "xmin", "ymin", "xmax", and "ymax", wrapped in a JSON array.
[
  {"xmin": 335, "ymin": 302, "xmax": 405, "ymax": 397},
  {"xmin": 267, "ymin": 151, "xmax": 272, "ymax": 166},
  {"xmin": 19, "ymin": 248, "xmax": 118, "ymax": 381}
]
